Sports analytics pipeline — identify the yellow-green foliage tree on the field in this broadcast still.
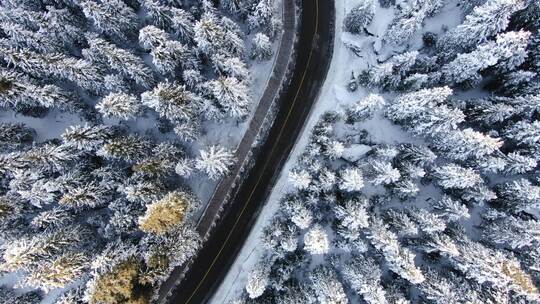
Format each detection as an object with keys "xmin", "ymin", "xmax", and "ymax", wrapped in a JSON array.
[
  {"xmin": 138, "ymin": 191, "xmax": 192, "ymax": 234},
  {"xmin": 25, "ymin": 252, "xmax": 89, "ymax": 292},
  {"xmin": 85, "ymin": 259, "xmax": 149, "ymax": 304}
]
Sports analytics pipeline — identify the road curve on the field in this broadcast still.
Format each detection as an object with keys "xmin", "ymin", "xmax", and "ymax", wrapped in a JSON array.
[{"xmin": 167, "ymin": 0, "xmax": 335, "ymax": 302}]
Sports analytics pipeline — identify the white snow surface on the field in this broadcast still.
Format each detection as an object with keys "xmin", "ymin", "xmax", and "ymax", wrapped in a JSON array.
[{"xmin": 211, "ymin": 0, "xmax": 467, "ymax": 302}]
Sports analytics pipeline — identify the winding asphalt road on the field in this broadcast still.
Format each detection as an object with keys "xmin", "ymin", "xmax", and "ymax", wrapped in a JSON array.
[{"xmin": 167, "ymin": 0, "xmax": 335, "ymax": 302}]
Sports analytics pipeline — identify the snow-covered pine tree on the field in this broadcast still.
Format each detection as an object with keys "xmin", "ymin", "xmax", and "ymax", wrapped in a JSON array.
[
  {"xmin": 349, "ymin": 94, "xmax": 385, "ymax": 122},
  {"xmin": 0, "ymin": 122, "xmax": 34, "ymax": 151},
  {"xmin": 309, "ymin": 266, "xmax": 348, "ymax": 304},
  {"xmin": 98, "ymin": 134, "xmax": 153, "ymax": 163},
  {"xmin": 367, "ymin": 218, "xmax": 425, "ymax": 284},
  {"xmin": 251, "ymin": 33, "xmax": 273, "ymax": 61},
  {"xmin": 339, "ymin": 166, "xmax": 364, "ymax": 192},
  {"xmin": 80, "ymin": 0, "xmax": 138, "ymax": 40},
  {"xmin": 343, "ymin": 0, "xmax": 375, "ymax": 34},
  {"xmin": 482, "ymin": 214, "xmax": 540, "ymax": 249},
  {"xmin": 83, "ymin": 36, "xmax": 155, "ymax": 88},
  {"xmin": 441, "ymin": 31, "xmax": 531, "ymax": 85},
  {"xmin": 496, "ymin": 178, "xmax": 540, "ymax": 214},
  {"xmin": 438, "ymin": 0, "xmax": 526, "ymax": 59},
  {"xmin": 195, "ymin": 145, "xmax": 235, "ymax": 180},
  {"xmin": 24, "ymin": 251, "xmax": 89, "ymax": 292},
  {"xmin": 432, "ymin": 163, "xmax": 483, "ymax": 190},
  {"xmin": 61, "ymin": 124, "xmax": 113, "ymax": 152},
  {"xmin": 504, "ymin": 120, "xmax": 540, "ymax": 147},
  {"xmin": 247, "ymin": 0, "xmax": 275, "ymax": 31},
  {"xmin": 141, "ymin": 82, "xmax": 201, "ymax": 122},
  {"xmin": 208, "ymin": 76, "xmax": 250, "ymax": 119},
  {"xmin": 369, "ymin": 160, "xmax": 401, "ymax": 185},
  {"xmin": 303, "ymin": 224, "xmax": 329, "ymax": 255},
  {"xmin": 386, "ymin": 86, "xmax": 453, "ymax": 124},
  {"xmin": 385, "ymin": 0, "xmax": 444, "ymax": 46},
  {"xmin": 432, "ymin": 195, "xmax": 470, "ymax": 222},
  {"xmin": 451, "ymin": 239, "xmax": 539, "ymax": 299},
  {"xmin": 283, "ymin": 197, "xmax": 313, "ymax": 230},
  {"xmin": 96, "ymin": 93, "xmax": 141, "ymax": 120},
  {"xmin": 0, "ymin": 47, "xmax": 103, "ymax": 93},
  {"xmin": 138, "ymin": 191, "xmax": 194, "ymax": 234},
  {"xmin": 435, "ymin": 128, "xmax": 503, "ymax": 161},
  {"xmin": 342, "ymin": 255, "xmax": 388, "ymax": 304},
  {"xmin": 245, "ymin": 261, "xmax": 269, "ymax": 299}
]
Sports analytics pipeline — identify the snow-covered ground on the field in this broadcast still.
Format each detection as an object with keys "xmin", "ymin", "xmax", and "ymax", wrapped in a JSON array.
[{"xmin": 211, "ymin": 0, "xmax": 467, "ymax": 302}]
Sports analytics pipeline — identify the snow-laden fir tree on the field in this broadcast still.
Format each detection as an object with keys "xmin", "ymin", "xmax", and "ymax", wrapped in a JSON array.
[
  {"xmin": 283, "ymin": 197, "xmax": 313, "ymax": 229},
  {"xmin": 59, "ymin": 181, "xmax": 111, "ymax": 209},
  {"xmin": 138, "ymin": 191, "xmax": 193, "ymax": 235},
  {"xmin": 344, "ymin": 0, "xmax": 375, "ymax": 34},
  {"xmin": 385, "ymin": 0, "xmax": 444, "ymax": 46},
  {"xmin": 504, "ymin": 120, "xmax": 540, "ymax": 147},
  {"xmin": 309, "ymin": 266, "xmax": 348, "ymax": 304},
  {"xmin": 141, "ymin": 82, "xmax": 201, "ymax": 122},
  {"xmin": 334, "ymin": 198, "xmax": 370, "ymax": 232},
  {"xmin": 83, "ymin": 36, "xmax": 155, "ymax": 88},
  {"xmin": 419, "ymin": 232, "xmax": 460, "ymax": 257},
  {"xmin": 408, "ymin": 207, "xmax": 447, "ymax": 234},
  {"xmin": 367, "ymin": 218, "xmax": 425, "ymax": 284},
  {"xmin": 211, "ymin": 54, "xmax": 249, "ymax": 80},
  {"xmin": 80, "ymin": 0, "xmax": 138, "ymax": 40},
  {"xmin": 303, "ymin": 224, "xmax": 329, "ymax": 255},
  {"xmin": 208, "ymin": 76, "xmax": 250, "ymax": 119},
  {"xmin": 347, "ymin": 93, "xmax": 385, "ymax": 122},
  {"xmin": 139, "ymin": 224, "xmax": 200, "ymax": 285},
  {"xmin": 435, "ymin": 128, "xmax": 503, "ymax": 161},
  {"xmin": 97, "ymin": 134, "xmax": 153, "ymax": 163},
  {"xmin": 247, "ymin": 0, "xmax": 276, "ymax": 31},
  {"xmin": 369, "ymin": 160, "xmax": 401, "ymax": 185},
  {"xmin": 437, "ymin": 0, "xmax": 526, "ymax": 59},
  {"xmin": 24, "ymin": 251, "xmax": 89, "ymax": 292},
  {"xmin": 432, "ymin": 164, "xmax": 483, "ymax": 189},
  {"xmin": 83, "ymin": 244, "xmax": 146, "ymax": 304},
  {"xmin": 139, "ymin": 25, "xmax": 169, "ymax": 50},
  {"xmin": 251, "ymin": 33, "xmax": 273, "ymax": 61},
  {"xmin": 96, "ymin": 93, "xmax": 141, "ymax": 120},
  {"xmin": 432, "ymin": 195, "xmax": 470, "ymax": 222},
  {"xmin": 385, "ymin": 209, "xmax": 419, "ymax": 237},
  {"xmin": 339, "ymin": 167, "xmax": 364, "ymax": 192},
  {"xmin": 342, "ymin": 255, "xmax": 388, "ymax": 304},
  {"xmin": 0, "ymin": 47, "xmax": 103, "ymax": 93},
  {"xmin": 482, "ymin": 215, "xmax": 540, "ymax": 249},
  {"xmin": 0, "ymin": 225, "xmax": 87, "ymax": 273},
  {"xmin": 195, "ymin": 145, "xmax": 235, "ymax": 180},
  {"xmin": 386, "ymin": 86, "xmax": 453, "ymax": 124},
  {"xmin": 245, "ymin": 261, "xmax": 269, "ymax": 299},
  {"xmin": 132, "ymin": 142, "xmax": 184, "ymax": 179},
  {"xmin": 173, "ymin": 120, "xmax": 201, "ymax": 143},
  {"xmin": 288, "ymin": 169, "xmax": 312, "ymax": 190},
  {"xmin": 0, "ymin": 122, "xmax": 34, "ymax": 151},
  {"xmin": 451, "ymin": 239, "xmax": 539, "ymax": 299},
  {"xmin": 0, "ymin": 69, "xmax": 78, "ymax": 111},
  {"xmin": 62, "ymin": 124, "xmax": 114, "ymax": 152},
  {"xmin": 139, "ymin": 26, "xmax": 190, "ymax": 75},
  {"xmin": 441, "ymin": 31, "xmax": 531, "ymax": 85}
]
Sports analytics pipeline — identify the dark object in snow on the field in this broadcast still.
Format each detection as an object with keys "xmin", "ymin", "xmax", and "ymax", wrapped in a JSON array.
[
  {"xmin": 379, "ymin": 0, "xmax": 396, "ymax": 8},
  {"xmin": 348, "ymin": 71, "xmax": 358, "ymax": 92},
  {"xmin": 423, "ymin": 32, "xmax": 438, "ymax": 48}
]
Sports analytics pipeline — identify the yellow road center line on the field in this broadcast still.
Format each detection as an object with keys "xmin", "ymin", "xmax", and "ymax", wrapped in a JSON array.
[{"xmin": 184, "ymin": 2, "xmax": 320, "ymax": 303}]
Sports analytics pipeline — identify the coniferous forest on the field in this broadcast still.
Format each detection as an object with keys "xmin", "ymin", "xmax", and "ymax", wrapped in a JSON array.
[
  {"xmin": 0, "ymin": 0, "xmax": 279, "ymax": 302},
  {"xmin": 235, "ymin": 0, "xmax": 540, "ymax": 303}
]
